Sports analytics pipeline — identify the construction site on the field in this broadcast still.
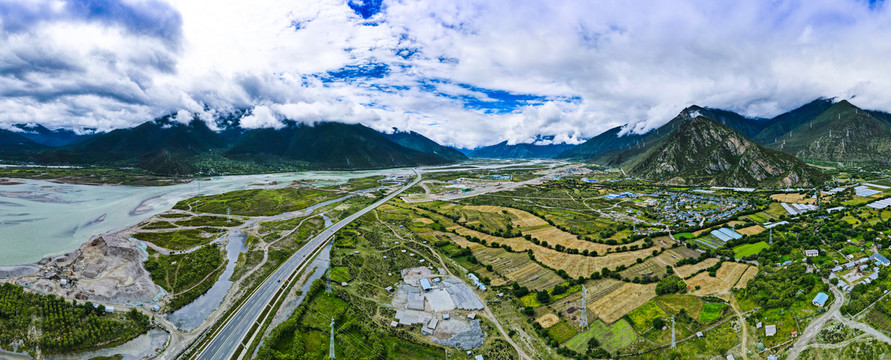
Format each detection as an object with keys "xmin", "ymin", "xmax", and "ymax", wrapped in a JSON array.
[{"xmin": 391, "ymin": 267, "xmax": 487, "ymax": 350}]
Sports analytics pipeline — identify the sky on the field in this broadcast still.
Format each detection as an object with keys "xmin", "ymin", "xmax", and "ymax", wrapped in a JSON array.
[{"xmin": 1, "ymin": 0, "xmax": 890, "ymax": 148}]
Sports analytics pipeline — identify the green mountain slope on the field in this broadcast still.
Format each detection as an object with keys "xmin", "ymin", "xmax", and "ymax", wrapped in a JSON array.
[
  {"xmin": 0, "ymin": 129, "xmax": 44, "ymax": 151},
  {"xmin": 558, "ymin": 106, "xmax": 765, "ymax": 163},
  {"xmin": 226, "ymin": 122, "xmax": 450, "ymax": 169},
  {"xmin": 468, "ymin": 140, "xmax": 575, "ymax": 159},
  {"xmin": 763, "ymin": 100, "xmax": 891, "ymax": 165},
  {"xmin": 753, "ymin": 98, "xmax": 835, "ymax": 144},
  {"xmin": 629, "ymin": 116, "xmax": 826, "ymax": 187},
  {"xmin": 384, "ymin": 130, "xmax": 468, "ymax": 161}
]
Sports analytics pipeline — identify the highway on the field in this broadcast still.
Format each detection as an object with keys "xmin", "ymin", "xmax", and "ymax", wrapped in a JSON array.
[{"xmin": 196, "ymin": 170, "xmax": 421, "ymax": 360}]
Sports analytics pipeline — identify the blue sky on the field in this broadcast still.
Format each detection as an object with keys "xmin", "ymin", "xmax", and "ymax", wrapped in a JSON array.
[{"xmin": 1, "ymin": 0, "xmax": 890, "ymax": 147}]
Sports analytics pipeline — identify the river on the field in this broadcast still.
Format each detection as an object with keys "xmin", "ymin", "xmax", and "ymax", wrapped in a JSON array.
[{"xmin": 0, "ymin": 169, "xmax": 411, "ymax": 265}]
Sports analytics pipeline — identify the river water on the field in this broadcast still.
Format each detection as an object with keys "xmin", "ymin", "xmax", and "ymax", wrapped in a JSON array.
[{"xmin": 0, "ymin": 169, "xmax": 411, "ymax": 265}]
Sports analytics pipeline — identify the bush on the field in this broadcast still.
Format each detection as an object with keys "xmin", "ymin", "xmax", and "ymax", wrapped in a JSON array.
[{"xmin": 656, "ymin": 275, "xmax": 687, "ymax": 295}]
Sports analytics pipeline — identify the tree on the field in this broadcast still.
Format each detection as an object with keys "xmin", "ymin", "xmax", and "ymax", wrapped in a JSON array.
[
  {"xmin": 656, "ymin": 275, "xmax": 687, "ymax": 295},
  {"xmin": 653, "ymin": 317, "xmax": 665, "ymax": 329},
  {"xmin": 536, "ymin": 290, "xmax": 550, "ymax": 304}
]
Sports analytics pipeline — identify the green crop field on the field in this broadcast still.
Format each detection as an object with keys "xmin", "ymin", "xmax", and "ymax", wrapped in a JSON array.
[
  {"xmin": 675, "ymin": 232, "xmax": 694, "ymax": 239},
  {"xmin": 733, "ymin": 241, "xmax": 769, "ymax": 257},
  {"xmin": 627, "ymin": 301, "xmax": 668, "ymax": 332},
  {"xmin": 565, "ymin": 318, "xmax": 638, "ymax": 354},
  {"xmin": 698, "ymin": 303, "xmax": 725, "ymax": 323},
  {"xmin": 547, "ymin": 321, "xmax": 578, "ymax": 343}
]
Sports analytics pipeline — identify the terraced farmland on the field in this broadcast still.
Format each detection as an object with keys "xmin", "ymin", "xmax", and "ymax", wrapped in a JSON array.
[{"xmin": 449, "ymin": 226, "xmax": 664, "ymax": 278}]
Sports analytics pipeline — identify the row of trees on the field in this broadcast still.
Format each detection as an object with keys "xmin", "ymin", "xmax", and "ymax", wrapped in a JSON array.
[{"xmin": 0, "ymin": 283, "xmax": 150, "ymax": 353}]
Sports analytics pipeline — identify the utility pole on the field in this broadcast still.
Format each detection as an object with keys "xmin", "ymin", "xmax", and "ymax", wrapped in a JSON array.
[
  {"xmin": 580, "ymin": 285, "xmax": 588, "ymax": 328},
  {"xmin": 671, "ymin": 316, "xmax": 676, "ymax": 348},
  {"xmin": 329, "ymin": 317, "xmax": 336, "ymax": 359}
]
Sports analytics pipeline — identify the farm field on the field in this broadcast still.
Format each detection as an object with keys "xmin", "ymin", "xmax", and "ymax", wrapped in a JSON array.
[
  {"xmin": 565, "ymin": 318, "xmax": 638, "ymax": 353},
  {"xmin": 770, "ymin": 193, "xmax": 816, "ymax": 204},
  {"xmin": 698, "ymin": 302, "xmax": 725, "ymax": 323},
  {"xmin": 546, "ymin": 321, "xmax": 578, "ymax": 343},
  {"xmin": 736, "ymin": 224, "xmax": 766, "ymax": 235},
  {"xmin": 457, "ymin": 240, "xmax": 564, "ymax": 291},
  {"xmin": 655, "ymin": 294, "xmax": 705, "ymax": 317},
  {"xmin": 621, "ymin": 247, "xmax": 700, "ymax": 280},
  {"xmin": 675, "ymin": 258, "xmax": 720, "ymax": 278},
  {"xmin": 733, "ymin": 241, "xmax": 769, "ymax": 257},
  {"xmin": 734, "ymin": 266, "xmax": 759, "ymax": 289},
  {"xmin": 687, "ymin": 262, "xmax": 755, "ymax": 295},
  {"xmin": 448, "ymin": 226, "xmax": 663, "ymax": 278},
  {"xmin": 588, "ymin": 282, "xmax": 657, "ymax": 323},
  {"xmin": 627, "ymin": 301, "xmax": 669, "ymax": 332}
]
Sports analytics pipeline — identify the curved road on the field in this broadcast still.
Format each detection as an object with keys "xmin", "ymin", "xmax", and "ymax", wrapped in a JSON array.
[
  {"xmin": 787, "ymin": 284, "xmax": 891, "ymax": 359},
  {"xmin": 196, "ymin": 171, "xmax": 422, "ymax": 360}
]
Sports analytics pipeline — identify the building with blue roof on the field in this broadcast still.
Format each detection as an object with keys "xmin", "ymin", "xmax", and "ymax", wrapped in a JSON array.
[
  {"xmin": 871, "ymin": 253, "xmax": 891, "ymax": 266},
  {"xmin": 812, "ymin": 292, "xmax": 829, "ymax": 307},
  {"xmin": 419, "ymin": 278, "xmax": 432, "ymax": 291}
]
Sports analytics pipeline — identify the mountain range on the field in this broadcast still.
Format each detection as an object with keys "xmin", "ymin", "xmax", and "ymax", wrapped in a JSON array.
[
  {"xmin": 1, "ymin": 97, "xmax": 888, "ymax": 185},
  {"xmin": 0, "ymin": 115, "xmax": 460, "ymax": 175},
  {"xmin": 561, "ymin": 98, "xmax": 891, "ymax": 168},
  {"xmin": 466, "ymin": 136, "xmax": 576, "ymax": 159}
]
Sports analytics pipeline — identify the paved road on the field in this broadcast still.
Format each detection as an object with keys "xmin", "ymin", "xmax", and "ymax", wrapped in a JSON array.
[
  {"xmin": 197, "ymin": 171, "xmax": 421, "ymax": 360},
  {"xmin": 786, "ymin": 284, "xmax": 845, "ymax": 360},
  {"xmin": 787, "ymin": 284, "xmax": 891, "ymax": 359}
]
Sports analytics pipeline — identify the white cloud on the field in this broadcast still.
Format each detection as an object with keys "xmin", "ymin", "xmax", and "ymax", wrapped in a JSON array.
[
  {"xmin": 2, "ymin": 0, "xmax": 891, "ymax": 147},
  {"xmin": 239, "ymin": 105, "xmax": 284, "ymax": 129}
]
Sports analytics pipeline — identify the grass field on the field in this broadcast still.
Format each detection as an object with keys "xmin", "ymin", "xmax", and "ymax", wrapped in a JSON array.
[
  {"xmin": 565, "ymin": 319, "xmax": 638, "ymax": 353},
  {"xmin": 173, "ymin": 187, "xmax": 340, "ymax": 216},
  {"xmin": 655, "ymin": 294, "xmax": 704, "ymax": 317},
  {"xmin": 733, "ymin": 241, "xmax": 769, "ymax": 257},
  {"xmin": 174, "ymin": 215, "xmax": 244, "ymax": 227},
  {"xmin": 634, "ymin": 319, "xmax": 740, "ymax": 359},
  {"xmin": 626, "ymin": 301, "xmax": 668, "ymax": 332},
  {"xmin": 133, "ymin": 227, "xmax": 226, "ymax": 250},
  {"xmin": 547, "ymin": 321, "xmax": 578, "ymax": 343},
  {"xmin": 144, "ymin": 244, "xmax": 224, "ymax": 310},
  {"xmin": 327, "ymin": 266, "xmax": 351, "ymax": 283},
  {"xmin": 698, "ymin": 303, "xmax": 725, "ymax": 323}
]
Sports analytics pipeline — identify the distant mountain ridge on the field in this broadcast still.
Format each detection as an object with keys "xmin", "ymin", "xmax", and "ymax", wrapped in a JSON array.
[
  {"xmin": 469, "ymin": 135, "xmax": 577, "ymax": 159},
  {"xmin": 561, "ymin": 97, "xmax": 891, "ymax": 166},
  {"xmin": 384, "ymin": 130, "xmax": 468, "ymax": 161},
  {"xmin": 12, "ymin": 124, "xmax": 90, "ymax": 147},
  {"xmin": 0, "ymin": 115, "xmax": 461, "ymax": 175}
]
